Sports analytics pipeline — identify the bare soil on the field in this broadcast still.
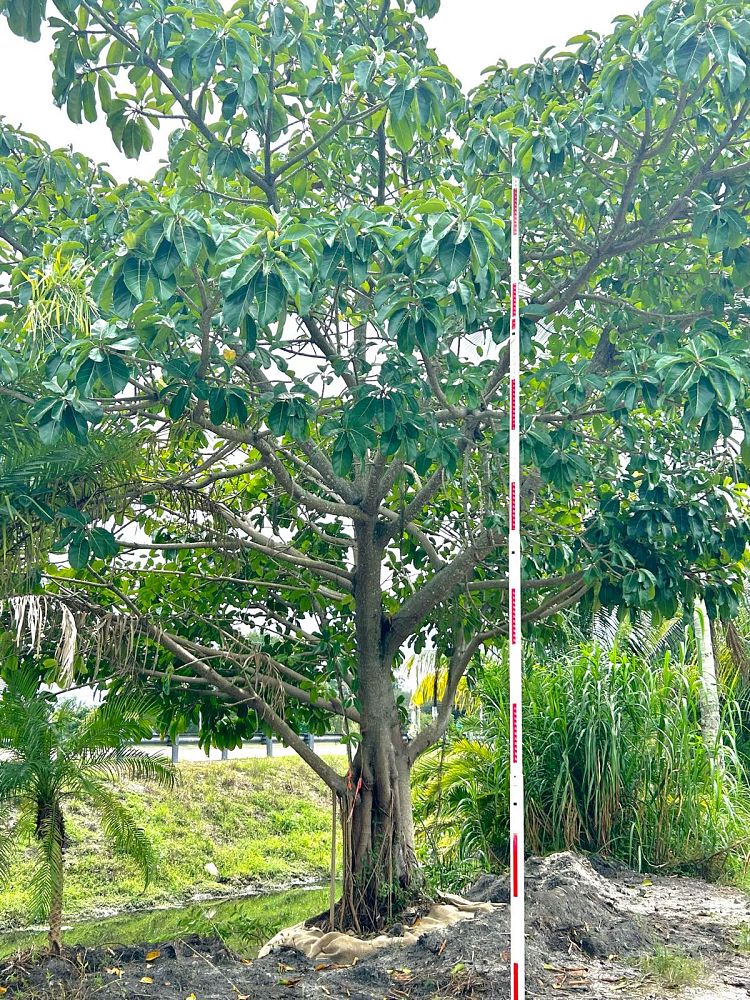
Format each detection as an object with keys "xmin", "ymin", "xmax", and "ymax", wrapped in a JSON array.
[{"xmin": 3, "ymin": 853, "xmax": 750, "ymax": 999}]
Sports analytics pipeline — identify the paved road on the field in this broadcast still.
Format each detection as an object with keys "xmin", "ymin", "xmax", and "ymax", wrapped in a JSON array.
[{"xmin": 137, "ymin": 738, "xmax": 349, "ymax": 762}]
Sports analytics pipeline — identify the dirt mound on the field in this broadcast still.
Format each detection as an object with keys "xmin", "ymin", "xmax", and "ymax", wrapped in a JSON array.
[
  {"xmin": 465, "ymin": 852, "xmax": 652, "ymax": 960},
  {"xmin": 3, "ymin": 853, "xmax": 750, "ymax": 999}
]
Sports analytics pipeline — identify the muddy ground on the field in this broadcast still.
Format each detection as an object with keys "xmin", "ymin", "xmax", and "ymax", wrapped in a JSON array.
[{"xmin": 3, "ymin": 853, "xmax": 750, "ymax": 999}]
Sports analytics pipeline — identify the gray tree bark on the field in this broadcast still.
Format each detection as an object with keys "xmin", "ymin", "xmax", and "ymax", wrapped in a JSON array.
[{"xmin": 693, "ymin": 597, "xmax": 721, "ymax": 752}]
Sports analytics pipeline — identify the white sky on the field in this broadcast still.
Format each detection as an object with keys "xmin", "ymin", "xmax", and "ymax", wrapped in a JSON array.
[{"xmin": 0, "ymin": 1, "xmax": 642, "ymax": 181}]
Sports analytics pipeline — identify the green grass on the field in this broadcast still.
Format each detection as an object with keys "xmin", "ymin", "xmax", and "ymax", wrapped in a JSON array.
[
  {"xmin": 638, "ymin": 947, "xmax": 705, "ymax": 989},
  {"xmin": 0, "ymin": 756, "xmax": 343, "ymax": 930},
  {"xmin": 732, "ymin": 922, "xmax": 750, "ymax": 953}
]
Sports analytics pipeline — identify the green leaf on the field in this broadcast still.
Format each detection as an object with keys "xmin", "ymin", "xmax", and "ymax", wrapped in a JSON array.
[
  {"xmin": 223, "ymin": 284, "xmax": 254, "ymax": 330},
  {"xmin": 6, "ymin": 0, "xmax": 45, "ymax": 41},
  {"xmin": 388, "ymin": 84, "xmax": 414, "ymax": 122},
  {"xmin": 674, "ymin": 35, "xmax": 710, "ymax": 80},
  {"xmin": 354, "ymin": 60, "xmax": 375, "ymax": 90},
  {"xmin": 153, "ymin": 240, "xmax": 181, "ymax": 280},
  {"xmin": 438, "ymin": 234, "xmax": 471, "ymax": 281},
  {"xmin": 27, "ymin": 397, "xmax": 60, "ymax": 426},
  {"xmin": 62, "ymin": 405, "xmax": 90, "ymax": 442},
  {"xmin": 318, "ymin": 244, "xmax": 344, "ymax": 283},
  {"xmin": 90, "ymin": 527, "xmax": 119, "ymax": 559},
  {"xmin": 416, "ymin": 84, "xmax": 434, "ymax": 127},
  {"xmin": 468, "ymin": 227, "xmax": 490, "ymax": 269},
  {"xmin": 82, "ymin": 81, "xmax": 97, "ymax": 124},
  {"xmin": 390, "ymin": 115, "xmax": 414, "ymax": 153},
  {"xmin": 332, "ymin": 433, "xmax": 354, "ymax": 476},
  {"xmin": 172, "ymin": 220, "xmax": 202, "ymax": 267},
  {"xmin": 194, "ymin": 34, "xmax": 222, "ymax": 80},
  {"xmin": 122, "ymin": 257, "xmax": 150, "ymax": 302},
  {"xmin": 705, "ymin": 24, "xmax": 731, "ymax": 63},
  {"xmin": 59, "ymin": 506, "xmax": 89, "ymax": 528},
  {"xmin": 112, "ymin": 277, "xmax": 137, "ymax": 318},
  {"xmin": 685, "ymin": 377, "xmax": 715, "ymax": 421},
  {"xmin": 252, "ymin": 272, "xmax": 285, "ymax": 326},
  {"xmin": 243, "ymin": 314, "xmax": 258, "ymax": 351},
  {"xmin": 268, "ymin": 399, "xmax": 290, "ymax": 436},
  {"xmin": 96, "ymin": 354, "xmax": 131, "ymax": 395},
  {"xmin": 414, "ymin": 316, "xmax": 438, "ymax": 356},
  {"xmin": 298, "ymin": 36, "xmax": 315, "ymax": 73},
  {"xmin": 209, "ymin": 388, "xmax": 228, "ymax": 424},
  {"xmin": 121, "ymin": 118, "xmax": 143, "ymax": 159},
  {"xmin": 168, "ymin": 385, "xmax": 192, "ymax": 420},
  {"xmin": 67, "ymin": 83, "xmax": 83, "ymax": 125},
  {"xmin": 225, "ymin": 253, "xmax": 262, "ymax": 296},
  {"xmin": 271, "ymin": 3, "xmax": 285, "ymax": 35},
  {"xmin": 68, "ymin": 532, "xmax": 91, "ymax": 570},
  {"xmin": 0, "ymin": 346, "xmax": 19, "ymax": 382},
  {"xmin": 726, "ymin": 47, "xmax": 747, "ymax": 92},
  {"xmin": 699, "ymin": 408, "xmax": 721, "ymax": 451}
]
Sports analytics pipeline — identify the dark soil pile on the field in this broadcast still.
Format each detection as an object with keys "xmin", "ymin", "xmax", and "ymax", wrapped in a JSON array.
[{"xmin": 3, "ymin": 853, "xmax": 750, "ymax": 999}]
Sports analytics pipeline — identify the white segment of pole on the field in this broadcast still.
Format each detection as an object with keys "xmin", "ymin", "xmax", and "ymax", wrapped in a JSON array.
[{"xmin": 508, "ymin": 151, "xmax": 525, "ymax": 1000}]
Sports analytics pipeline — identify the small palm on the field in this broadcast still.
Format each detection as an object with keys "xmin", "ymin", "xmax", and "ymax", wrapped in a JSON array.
[{"xmin": 0, "ymin": 669, "xmax": 177, "ymax": 953}]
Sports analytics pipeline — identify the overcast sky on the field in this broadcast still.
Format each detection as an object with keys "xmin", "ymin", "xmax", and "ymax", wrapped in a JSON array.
[{"xmin": 0, "ymin": 0, "xmax": 642, "ymax": 179}]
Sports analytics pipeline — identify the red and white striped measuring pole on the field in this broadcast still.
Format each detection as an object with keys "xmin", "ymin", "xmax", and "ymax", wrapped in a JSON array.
[{"xmin": 508, "ymin": 151, "xmax": 525, "ymax": 1000}]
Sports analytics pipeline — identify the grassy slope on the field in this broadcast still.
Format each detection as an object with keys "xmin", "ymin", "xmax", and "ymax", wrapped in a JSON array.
[{"xmin": 0, "ymin": 756, "xmax": 342, "ymax": 929}]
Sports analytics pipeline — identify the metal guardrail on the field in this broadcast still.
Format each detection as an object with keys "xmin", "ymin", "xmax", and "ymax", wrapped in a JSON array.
[{"xmin": 138, "ymin": 732, "xmax": 343, "ymax": 762}]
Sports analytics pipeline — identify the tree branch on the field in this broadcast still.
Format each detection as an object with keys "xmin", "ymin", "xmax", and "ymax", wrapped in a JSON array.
[
  {"xmin": 385, "ymin": 529, "xmax": 503, "ymax": 655},
  {"xmin": 407, "ymin": 630, "xmax": 500, "ymax": 761}
]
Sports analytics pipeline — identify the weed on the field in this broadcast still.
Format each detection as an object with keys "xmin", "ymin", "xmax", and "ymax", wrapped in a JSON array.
[
  {"xmin": 732, "ymin": 923, "xmax": 750, "ymax": 953},
  {"xmin": 638, "ymin": 947, "xmax": 705, "ymax": 989}
]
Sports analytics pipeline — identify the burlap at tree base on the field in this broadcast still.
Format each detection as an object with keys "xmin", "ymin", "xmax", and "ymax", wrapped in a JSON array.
[{"xmin": 258, "ymin": 894, "xmax": 496, "ymax": 966}]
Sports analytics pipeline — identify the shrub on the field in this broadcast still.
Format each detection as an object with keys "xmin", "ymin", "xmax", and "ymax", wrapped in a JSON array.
[{"xmin": 413, "ymin": 641, "xmax": 749, "ymax": 878}]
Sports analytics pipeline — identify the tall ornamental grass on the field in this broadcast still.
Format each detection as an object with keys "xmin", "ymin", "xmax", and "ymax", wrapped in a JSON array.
[{"xmin": 413, "ymin": 642, "xmax": 749, "ymax": 878}]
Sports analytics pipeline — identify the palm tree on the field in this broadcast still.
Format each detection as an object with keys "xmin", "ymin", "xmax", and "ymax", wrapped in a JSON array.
[{"xmin": 0, "ymin": 668, "xmax": 177, "ymax": 954}]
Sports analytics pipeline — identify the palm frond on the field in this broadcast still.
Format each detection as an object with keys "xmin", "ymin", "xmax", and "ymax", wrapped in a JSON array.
[
  {"xmin": 0, "ymin": 414, "xmax": 147, "ymax": 590},
  {"xmin": 0, "ymin": 666, "xmax": 54, "ymax": 760},
  {"xmin": 67, "ymin": 691, "xmax": 162, "ymax": 756},
  {"xmin": 0, "ymin": 830, "xmax": 16, "ymax": 883},
  {"xmin": 72, "ymin": 746, "xmax": 178, "ymax": 791},
  {"xmin": 27, "ymin": 803, "xmax": 64, "ymax": 923},
  {"xmin": 77, "ymin": 778, "xmax": 158, "ymax": 886},
  {"xmin": 0, "ymin": 760, "xmax": 37, "ymax": 801}
]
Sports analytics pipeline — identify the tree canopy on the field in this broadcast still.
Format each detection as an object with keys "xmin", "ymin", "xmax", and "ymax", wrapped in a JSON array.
[{"xmin": 2, "ymin": 0, "xmax": 750, "ymax": 927}]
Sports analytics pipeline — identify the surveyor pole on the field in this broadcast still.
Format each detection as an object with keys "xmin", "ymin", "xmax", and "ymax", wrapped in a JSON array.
[{"xmin": 508, "ymin": 150, "xmax": 525, "ymax": 1000}]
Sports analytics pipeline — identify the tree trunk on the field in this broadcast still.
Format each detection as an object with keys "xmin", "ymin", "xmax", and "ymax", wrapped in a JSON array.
[
  {"xmin": 35, "ymin": 799, "xmax": 66, "ymax": 955},
  {"xmin": 332, "ymin": 523, "xmax": 424, "ymax": 933},
  {"xmin": 48, "ymin": 869, "xmax": 64, "ymax": 956},
  {"xmin": 36, "ymin": 799, "xmax": 66, "ymax": 956},
  {"xmin": 336, "ymin": 696, "xmax": 420, "ymax": 933},
  {"xmin": 694, "ymin": 597, "xmax": 721, "ymax": 752}
]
